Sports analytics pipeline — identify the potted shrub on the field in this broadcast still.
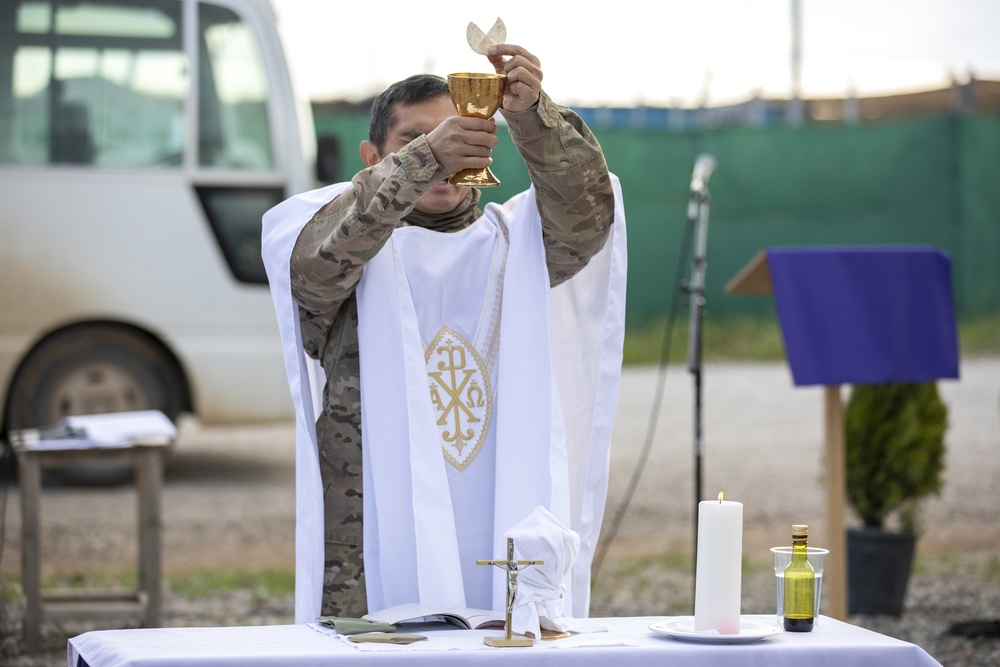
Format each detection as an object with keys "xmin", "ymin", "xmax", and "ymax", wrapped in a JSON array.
[{"xmin": 844, "ymin": 381, "xmax": 948, "ymax": 616}]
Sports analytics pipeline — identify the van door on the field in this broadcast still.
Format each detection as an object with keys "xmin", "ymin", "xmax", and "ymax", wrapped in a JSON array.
[{"xmin": 0, "ymin": 0, "xmax": 302, "ymax": 442}]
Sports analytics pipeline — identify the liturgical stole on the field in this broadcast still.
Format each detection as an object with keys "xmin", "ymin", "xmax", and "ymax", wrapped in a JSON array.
[{"xmin": 357, "ymin": 188, "xmax": 573, "ymax": 612}]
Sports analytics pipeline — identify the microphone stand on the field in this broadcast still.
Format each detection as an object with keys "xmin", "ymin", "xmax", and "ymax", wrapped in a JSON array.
[{"xmin": 686, "ymin": 156, "xmax": 713, "ymax": 601}]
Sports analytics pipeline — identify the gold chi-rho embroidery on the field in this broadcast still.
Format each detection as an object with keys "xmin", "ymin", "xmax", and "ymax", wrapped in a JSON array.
[{"xmin": 426, "ymin": 326, "xmax": 493, "ymax": 471}]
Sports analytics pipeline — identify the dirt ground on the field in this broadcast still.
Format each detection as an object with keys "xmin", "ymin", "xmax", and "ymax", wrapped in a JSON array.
[{"xmin": 1, "ymin": 358, "xmax": 997, "ymax": 580}]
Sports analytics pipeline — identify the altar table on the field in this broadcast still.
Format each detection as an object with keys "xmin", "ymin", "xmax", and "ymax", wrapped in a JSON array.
[{"xmin": 68, "ymin": 615, "xmax": 941, "ymax": 667}]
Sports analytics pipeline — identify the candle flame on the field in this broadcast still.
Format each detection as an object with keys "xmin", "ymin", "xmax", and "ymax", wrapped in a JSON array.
[{"xmin": 718, "ymin": 491, "xmax": 724, "ymax": 503}]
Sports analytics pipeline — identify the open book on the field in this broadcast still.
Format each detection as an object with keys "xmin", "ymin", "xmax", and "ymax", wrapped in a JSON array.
[{"xmin": 363, "ymin": 602, "xmax": 506, "ymax": 630}]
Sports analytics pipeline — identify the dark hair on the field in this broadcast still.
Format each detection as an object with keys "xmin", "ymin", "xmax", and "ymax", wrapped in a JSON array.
[{"xmin": 369, "ymin": 74, "xmax": 450, "ymax": 151}]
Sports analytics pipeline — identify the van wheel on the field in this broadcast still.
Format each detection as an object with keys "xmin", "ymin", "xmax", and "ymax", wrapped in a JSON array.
[{"xmin": 4, "ymin": 325, "xmax": 188, "ymax": 485}]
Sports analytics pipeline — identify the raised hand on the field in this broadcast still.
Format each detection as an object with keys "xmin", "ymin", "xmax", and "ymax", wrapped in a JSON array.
[
  {"xmin": 487, "ymin": 44, "xmax": 542, "ymax": 113},
  {"xmin": 425, "ymin": 115, "xmax": 499, "ymax": 176}
]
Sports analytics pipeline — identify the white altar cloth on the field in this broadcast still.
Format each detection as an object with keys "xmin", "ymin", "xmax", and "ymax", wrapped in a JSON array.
[{"xmin": 68, "ymin": 615, "xmax": 941, "ymax": 667}]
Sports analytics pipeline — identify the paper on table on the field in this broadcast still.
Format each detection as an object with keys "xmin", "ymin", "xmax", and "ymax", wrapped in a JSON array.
[
  {"xmin": 63, "ymin": 410, "xmax": 177, "ymax": 443},
  {"xmin": 15, "ymin": 410, "xmax": 176, "ymax": 450}
]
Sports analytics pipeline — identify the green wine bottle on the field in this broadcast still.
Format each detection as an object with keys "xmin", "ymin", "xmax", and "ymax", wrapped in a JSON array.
[{"xmin": 783, "ymin": 524, "xmax": 815, "ymax": 632}]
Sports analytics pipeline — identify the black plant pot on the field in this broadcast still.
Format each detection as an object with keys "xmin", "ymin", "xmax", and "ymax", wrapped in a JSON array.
[{"xmin": 847, "ymin": 527, "xmax": 917, "ymax": 616}]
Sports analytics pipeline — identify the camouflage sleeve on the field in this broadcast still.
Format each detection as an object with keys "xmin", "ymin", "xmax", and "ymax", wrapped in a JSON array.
[
  {"xmin": 500, "ymin": 90, "xmax": 615, "ymax": 287},
  {"xmin": 289, "ymin": 135, "xmax": 450, "ymax": 318}
]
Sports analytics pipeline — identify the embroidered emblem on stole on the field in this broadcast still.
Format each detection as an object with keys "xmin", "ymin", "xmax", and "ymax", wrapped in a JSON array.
[{"xmin": 426, "ymin": 326, "xmax": 494, "ymax": 471}]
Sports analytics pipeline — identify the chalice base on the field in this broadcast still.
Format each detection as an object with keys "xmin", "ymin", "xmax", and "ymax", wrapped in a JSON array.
[{"xmin": 450, "ymin": 166, "xmax": 501, "ymax": 188}]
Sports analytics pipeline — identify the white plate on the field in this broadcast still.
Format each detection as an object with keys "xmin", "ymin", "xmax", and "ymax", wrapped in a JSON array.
[{"xmin": 649, "ymin": 617, "xmax": 783, "ymax": 644}]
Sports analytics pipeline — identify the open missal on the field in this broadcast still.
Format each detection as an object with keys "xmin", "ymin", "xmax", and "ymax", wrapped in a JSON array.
[{"xmin": 363, "ymin": 603, "xmax": 506, "ymax": 630}]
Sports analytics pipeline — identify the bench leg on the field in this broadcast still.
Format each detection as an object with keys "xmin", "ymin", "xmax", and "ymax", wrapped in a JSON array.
[
  {"xmin": 136, "ymin": 450, "xmax": 163, "ymax": 628},
  {"xmin": 20, "ymin": 456, "xmax": 43, "ymax": 653}
]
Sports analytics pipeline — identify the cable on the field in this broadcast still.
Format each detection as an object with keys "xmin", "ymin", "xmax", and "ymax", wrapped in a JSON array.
[{"xmin": 591, "ymin": 209, "xmax": 696, "ymax": 582}]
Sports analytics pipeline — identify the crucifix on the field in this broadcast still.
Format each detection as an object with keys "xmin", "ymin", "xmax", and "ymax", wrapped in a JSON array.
[{"xmin": 476, "ymin": 537, "xmax": 543, "ymax": 647}]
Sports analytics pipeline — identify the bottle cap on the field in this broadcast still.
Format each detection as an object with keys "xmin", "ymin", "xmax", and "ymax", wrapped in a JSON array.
[{"xmin": 791, "ymin": 524, "xmax": 808, "ymax": 538}]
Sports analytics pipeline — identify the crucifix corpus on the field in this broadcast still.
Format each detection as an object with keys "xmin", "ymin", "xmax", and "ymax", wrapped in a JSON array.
[{"xmin": 476, "ymin": 537, "xmax": 543, "ymax": 647}]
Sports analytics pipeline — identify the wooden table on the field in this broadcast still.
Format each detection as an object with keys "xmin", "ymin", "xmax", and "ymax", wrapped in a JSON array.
[{"xmin": 13, "ymin": 435, "xmax": 171, "ymax": 653}]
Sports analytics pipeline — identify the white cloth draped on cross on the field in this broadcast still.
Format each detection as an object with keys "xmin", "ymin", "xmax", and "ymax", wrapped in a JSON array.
[{"xmin": 505, "ymin": 506, "xmax": 608, "ymax": 638}]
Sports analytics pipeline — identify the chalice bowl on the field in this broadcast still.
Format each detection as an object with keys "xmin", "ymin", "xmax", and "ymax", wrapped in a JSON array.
[{"xmin": 447, "ymin": 72, "xmax": 506, "ymax": 187}]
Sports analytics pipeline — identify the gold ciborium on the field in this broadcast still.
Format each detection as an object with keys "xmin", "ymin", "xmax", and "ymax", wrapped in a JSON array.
[{"xmin": 447, "ymin": 72, "xmax": 506, "ymax": 187}]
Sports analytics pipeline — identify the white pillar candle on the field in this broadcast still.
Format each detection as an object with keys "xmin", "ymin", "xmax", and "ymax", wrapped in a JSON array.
[{"xmin": 694, "ymin": 493, "xmax": 744, "ymax": 634}]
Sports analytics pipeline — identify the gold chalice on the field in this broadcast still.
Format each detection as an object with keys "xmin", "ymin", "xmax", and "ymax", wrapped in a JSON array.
[{"xmin": 447, "ymin": 72, "xmax": 506, "ymax": 187}]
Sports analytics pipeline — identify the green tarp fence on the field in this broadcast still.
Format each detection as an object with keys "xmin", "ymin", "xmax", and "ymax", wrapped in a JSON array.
[{"xmin": 313, "ymin": 111, "xmax": 1000, "ymax": 324}]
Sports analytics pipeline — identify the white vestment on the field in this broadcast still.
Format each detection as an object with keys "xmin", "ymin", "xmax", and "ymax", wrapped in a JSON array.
[{"xmin": 262, "ymin": 176, "xmax": 627, "ymax": 623}]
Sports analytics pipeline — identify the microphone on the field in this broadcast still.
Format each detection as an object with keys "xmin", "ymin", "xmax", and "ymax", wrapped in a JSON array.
[{"xmin": 689, "ymin": 153, "xmax": 716, "ymax": 194}]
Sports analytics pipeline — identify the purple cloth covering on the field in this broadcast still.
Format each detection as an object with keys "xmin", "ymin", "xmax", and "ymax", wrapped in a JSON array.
[{"xmin": 767, "ymin": 246, "xmax": 960, "ymax": 386}]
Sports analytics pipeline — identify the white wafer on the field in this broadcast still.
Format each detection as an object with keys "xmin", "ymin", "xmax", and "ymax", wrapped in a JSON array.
[{"xmin": 466, "ymin": 17, "xmax": 506, "ymax": 55}]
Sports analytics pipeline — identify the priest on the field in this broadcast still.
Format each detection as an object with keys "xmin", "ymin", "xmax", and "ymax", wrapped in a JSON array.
[{"xmin": 262, "ymin": 42, "xmax": 627, "ymax": 624}]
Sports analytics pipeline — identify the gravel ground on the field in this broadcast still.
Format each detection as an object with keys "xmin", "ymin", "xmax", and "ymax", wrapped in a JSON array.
[{"xmin": 1, "ymin": 359, "xmax": 998, "ymax": 666}]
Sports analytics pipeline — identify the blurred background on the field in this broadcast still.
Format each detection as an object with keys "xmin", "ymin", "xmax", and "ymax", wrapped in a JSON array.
[
  {"xmin": 274, "ymin": 0, "xmax": 1000, "ymax": 108},
  {"xmin": 1, "ymin": 0, "xmax": 998, "ymax": 665},
  {"xmin": 291, "ymin": 0, "xmax": 1000, "ymax": 331}
]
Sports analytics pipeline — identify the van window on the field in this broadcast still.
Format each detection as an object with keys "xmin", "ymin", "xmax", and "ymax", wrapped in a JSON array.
[
  {"xmin": 0, "ymin": 1, "xmax": 275, "ymax": 171},
  {"xmin": 198, "ymin": 3, "xmax": 274, "ymax": 170},
  {"xmin": 0, "ymin": 0, "xmax": 187, "ymax": 167}
]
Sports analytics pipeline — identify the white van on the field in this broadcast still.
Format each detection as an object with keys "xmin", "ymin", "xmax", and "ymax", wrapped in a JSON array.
[{"xmin": 0, "ymin": 0, "xmax": 327, "ymax": 443}]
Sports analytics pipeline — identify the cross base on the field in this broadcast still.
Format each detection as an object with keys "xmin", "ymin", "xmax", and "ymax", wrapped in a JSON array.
[{"xmin": 484, "ymin": 634, "xmax": 534, "ymax": 647}]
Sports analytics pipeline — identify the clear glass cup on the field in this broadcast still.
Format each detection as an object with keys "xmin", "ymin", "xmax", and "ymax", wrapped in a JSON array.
[{"xmin": 771, "ymin": 546, "xmax": 830, "ymax": 626}]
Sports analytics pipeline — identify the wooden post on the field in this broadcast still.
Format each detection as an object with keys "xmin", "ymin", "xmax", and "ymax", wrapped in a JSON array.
[
  {"xmin": 824, "ymin": 385, "xmax": 848, "ymax": 620},
  {"xmin": 136, "ymin": 446, "xmax": 164, "ymax": 628}
]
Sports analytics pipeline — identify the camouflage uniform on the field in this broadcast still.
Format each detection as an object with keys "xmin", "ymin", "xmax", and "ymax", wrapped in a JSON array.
[{"xmin": 289, "ymin": 90, "xmax": 615, "ymax": 617}]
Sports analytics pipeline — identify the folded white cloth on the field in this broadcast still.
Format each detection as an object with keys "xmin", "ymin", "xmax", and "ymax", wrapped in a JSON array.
[{"xmin": 507, "ymin": 506, "xmax": 606, "ymax": 638}]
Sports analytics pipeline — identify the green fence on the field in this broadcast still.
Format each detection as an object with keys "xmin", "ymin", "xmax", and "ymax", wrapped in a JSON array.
[{"xmin": 313, "ymin": 111, "xmax": 1000, "ymax": 324}]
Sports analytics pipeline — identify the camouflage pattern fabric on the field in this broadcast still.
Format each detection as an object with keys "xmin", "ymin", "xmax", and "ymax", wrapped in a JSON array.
[
  {"xmin": 322, "ymin": 542, "xmax": 367, "ymax": 617},
  {"xmin": 289, "ymin": 89, "xmax": 615, "ymax": 617},
  {"xmin": 316, "ymin": 386, "xmax": 363, "ymax": 546}
]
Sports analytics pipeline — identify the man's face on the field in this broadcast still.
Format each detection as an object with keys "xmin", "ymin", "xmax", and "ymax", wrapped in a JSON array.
[{"xmin": 378, "ymin": 94, "xmax": 468, "ymax": 216}]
